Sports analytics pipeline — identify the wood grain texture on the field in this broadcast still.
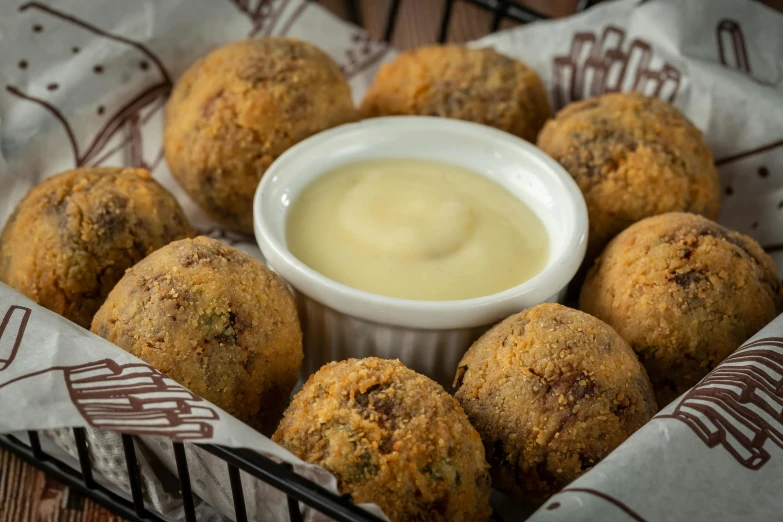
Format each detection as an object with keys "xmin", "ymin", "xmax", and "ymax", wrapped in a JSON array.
[
  {"xmin": 320, "ymin": 0, "xmax": 581, "ymax": 49},
  {"xmin": 3, "ymin": 0, "xmax": 783, "ymax": 521},
  {"xmin": 0, "ymin": 449, "xmax": 121, "ymax": 522}
]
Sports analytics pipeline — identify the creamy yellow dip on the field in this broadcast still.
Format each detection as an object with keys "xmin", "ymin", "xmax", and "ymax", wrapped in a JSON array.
[{"xmin": 286, "ymin": 159, "xmax": 549, "ymax": 301}]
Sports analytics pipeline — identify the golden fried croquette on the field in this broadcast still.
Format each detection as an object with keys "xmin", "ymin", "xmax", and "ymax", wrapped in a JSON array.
[
  {"xmin": 0, "ymin": 167, "xmax": 193, "ymax": 329},
  {"xmin": 580, "ymin": 212, "xmax": 783, "ymax": 406},
  {"xmin": 454, "ymin": 304, "xmax": 656, "ymax": 500},
  {"xmin": 91, "ymin": 236, "xmax": 302, "ymax": 433},
  {"xmin": 273, "ymin": 357, "xmax": 492, "ymax": 522},
  {"xmin": 537, "ymin": 92, "xmax": 720, "ymax": 260},
  {"xmin": 360, "ymin": 45, "xmax": 550, "ymax": 142},
  {"xmin": 164, "ymin": 38, "xmax": 357, "ymax": 235}
]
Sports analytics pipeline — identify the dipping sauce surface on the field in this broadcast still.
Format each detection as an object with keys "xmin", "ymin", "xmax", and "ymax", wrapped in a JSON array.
[{"xmin": 286, "ymin": 159, "xmax": 549, "ymax": 301}]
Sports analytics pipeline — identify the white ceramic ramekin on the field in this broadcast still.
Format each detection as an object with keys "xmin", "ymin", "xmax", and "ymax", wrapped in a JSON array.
[{"xmin": 254, "ymin": 116, "xmax": 587, "ymax": 387}]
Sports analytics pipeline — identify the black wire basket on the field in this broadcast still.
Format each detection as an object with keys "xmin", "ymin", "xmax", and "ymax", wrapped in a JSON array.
[{"xmin": 0, "ymin": 1, "xmax": 599, "ymax": 521}]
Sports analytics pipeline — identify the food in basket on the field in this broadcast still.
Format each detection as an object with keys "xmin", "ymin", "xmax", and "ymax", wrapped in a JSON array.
[
  {"xmin": 359, "ymin": 45, "xmax": 550, "ymax": 142},
  {"xmin": 453, "ymin": 303, "xmax": 656, "ymax": 500},
  {"xmin": 580, "ymin": 212, "xmax": 783, "ymax": 407},
  {"xmin": 273, "ymin": 357, "xmax": 492, "ymax": 522},
  {"xmin": 164, "ymin": 38, "xmax": 357, "ymax": 235},
  {"xmin": 91, "ymin": 236, "xmax": 302, "ymax": 434},
  {"xmin": 0, "ymin": 167, "xmax": 193, "ymax": 329},
  {"xmin": 285, "ymin": 158, "xmax": 549, "ymax": 300},
  {"xmin": 536, "ymin": 92, "xmax": 720, "ymax": 261}
]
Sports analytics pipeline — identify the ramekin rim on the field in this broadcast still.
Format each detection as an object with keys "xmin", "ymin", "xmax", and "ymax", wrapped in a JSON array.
[{"xmin": 253, "ymin": 116, "xmax": 588, "ymax": 329}]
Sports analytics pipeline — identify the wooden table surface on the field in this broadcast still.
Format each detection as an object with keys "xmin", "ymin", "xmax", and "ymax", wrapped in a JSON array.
[{"xmin": 2, "ymin": 0, "xmax": 782, "ymax": 521}]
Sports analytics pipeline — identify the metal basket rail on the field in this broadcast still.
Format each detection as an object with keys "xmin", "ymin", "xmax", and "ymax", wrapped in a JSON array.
[{"xmin": 1, "ymin": 430, "xmax": 386, "ymax": 522}]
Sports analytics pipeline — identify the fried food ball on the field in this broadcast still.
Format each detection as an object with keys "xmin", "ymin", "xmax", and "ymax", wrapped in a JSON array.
[
  {"xmin": 273, "ymin": 357, "xmax": 491, "ymax": 522},
  {"xmin": 91, "ymin": 236, "xmax": 302, "ymax": 433},
  {"xmin": 580, "ymin": 212, "xmax": 783, "ymax": 406},
  {"xmin": 537, "ymin": 92, "xmax": 720, "ymax": 260},
  {"xmin": 0, "ymin": 167, "xmax": 193, "ymax": 329},
  {"xmin": 164, "ymin": 38, "xmax": 357, "ymax": 235},
  {"xmin": 360, "ymin": 45, "xmax": 550, "ymax": 142},
  {"xmin": 453, "ymin": 303, "xmax": 656, "ymax": 500}
]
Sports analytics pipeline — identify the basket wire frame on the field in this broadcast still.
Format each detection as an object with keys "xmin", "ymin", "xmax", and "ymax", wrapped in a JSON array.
[{"xmin": 0, "ymin": 0, "xmax": 598, "ymax": 520}]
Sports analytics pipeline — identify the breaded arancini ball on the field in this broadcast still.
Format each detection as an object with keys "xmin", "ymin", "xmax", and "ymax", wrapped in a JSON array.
[
  {"xmin": 164, "ymin": 38, "xmax": 357, "ymax": 235},
  {"xmin": 0, "ymin": 167, "xmax": 192, "ymax": 329},
  {"xmin": 537, "ymin": 92, "xmax": 720, "ymax": 260},
  {"xmin": 580, "ymin": 212, "xmax": 783, "ymax": 406},
  {"xmin": 360, "ymin": 45, "xmax": 550, "ymax": 142},
  {"xmin": 273, "ymin": 357, "xmax": 492, "ymax": 522},
  {"xmin": 91, "ymin": 236, "xmax": 302, "ymax": 433},
  {"xmin": 453, "ymin": 304, "xmax": 656, "ymax": 500}
]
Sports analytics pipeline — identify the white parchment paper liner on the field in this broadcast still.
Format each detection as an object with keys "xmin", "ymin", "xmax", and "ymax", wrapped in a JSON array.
[
  {"xmin": 0, "ymin": 285, "xmax": 388, "ymax": 522},
  {"xmin": 2, "ymin": 0, "xmax": 783, "ymax": 521}
]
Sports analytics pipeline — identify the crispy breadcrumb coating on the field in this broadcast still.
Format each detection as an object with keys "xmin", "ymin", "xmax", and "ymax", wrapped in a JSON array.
[
  {"xmin": 360, "ymin": 45, "xmax": 550, "ymax": 142},
  {"xmin": 91, "ymin": 236, "xmax": 302, "ymax": 433},
  {"xmin": 0, "ymin": 167, "xmax": 193, "ymax": 328},
  {"xmin": 454, "ymin": 304, "xmax": 656, "ymax": 500},
  {"xmin": 537, "ymin": 92, "xmax": 720, "ymax": 260},
  {"xmin": 581, "ymin": 212, "xmax": 783, "ymax": 406},
  {"xmin": 164, "ymin": 38, "xmax": 357, "ymax": 234},
  {"xmin": 274, "ymin": 357, "xmax": 492, "ymax": 522}
]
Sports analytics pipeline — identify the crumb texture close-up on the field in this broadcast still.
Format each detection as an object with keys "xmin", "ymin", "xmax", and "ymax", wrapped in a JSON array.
[
  {"xmin": 164, "ymin": 37, "xmax": 357, "ymax": 235},
  {"xmin": 273, "ymin": 357, "xmax": 492, "ymax": 522},
  {"xmin": 453, "ymin": 303, "xmax": 657, "ymax": 500},
  {"xmin": 537, "ymin": 92, "xmax": 720, "ymax": 261},
  {"xmin": 580, "ymin": 212, "xmax": 783, "ymax": 406},
  {"xmin": 0, "ymin": 167, "xmax": 193, "ymax": 329},
  {"xmin": 91, "ymin": 236, "xmax": 303, "ymax": 434},
  {"xmin": 360, "ymin": 44, "xmax": 551, "ymax": 142}
]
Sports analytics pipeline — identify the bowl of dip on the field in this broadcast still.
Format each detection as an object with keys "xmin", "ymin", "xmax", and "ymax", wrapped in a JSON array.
[{"xmin": 254, "ymin": 116, "xmax": 588, "ymax": 387}]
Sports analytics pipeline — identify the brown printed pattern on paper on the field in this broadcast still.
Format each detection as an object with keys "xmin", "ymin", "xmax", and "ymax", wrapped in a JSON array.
[
  {"xmin": 229, "ymin": 0, "xmax": 291, "ymax": 37},
  {"xmin": 711, "ymin": 19, "xmax": 783, "ymax": 254},
  {"xmin": 5, "ymin": 2, "xmax": 172, "ymax": 172},
  {"xmin": 64, "ymin": 359, "xmax": 218, "ymax": 440},
  {"xmin": 249, "ymin": 0, "xmax": 389, "ymax": 81},
  {"xmin": 0, "ymin": 305, "xmax": 31, "ymax": 371},
  {"xmin": 661, "ymin": 337, "xmax": 783, "ymax": 470},
  {"xmin": 714, "ymin": 139, "xmax": 783, "ymax": 253},
  {"xmin": 552, "ymin": 26, "xmax": 681, "ymax": 110},
  {"xmin": 546, "ymin": 488, "xmax": 647, "ymax": 522},
  {"xmin": 341, "ymin": 31, "xmax": 389, "ymax": 81},
  {"xmin": 716, "ymin": 140, "xmax": 783, "ymax": 167},
  {"xmin": 274, "ymin": 0, "xmax": 309, "ymax": 39},
  {"xmin": 0, "ymin": 356, "xmax": 218, "ymax": 440},
  {"xmin": 717, "ymin": 20, "xmax": 751, "ymax": 75},
  {"xmin": 716, "ymin": 19, "xmax": 779, "ymax": 86}
]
